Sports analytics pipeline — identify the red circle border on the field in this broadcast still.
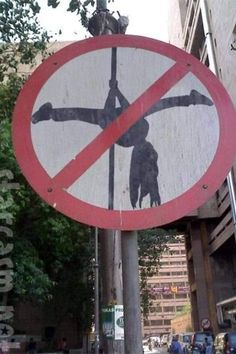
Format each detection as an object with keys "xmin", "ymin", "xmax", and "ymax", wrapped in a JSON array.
[{"xmin": 12, "ymin": 35, "xmax": 236, "ymax": 230}]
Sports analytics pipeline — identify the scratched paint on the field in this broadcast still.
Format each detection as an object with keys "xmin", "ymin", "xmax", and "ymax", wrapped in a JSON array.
[{"xmin": 31, "ymin": 47, "xmax": 218, "ymax": 210}]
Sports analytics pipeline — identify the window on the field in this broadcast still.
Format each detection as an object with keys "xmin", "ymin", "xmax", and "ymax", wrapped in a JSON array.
[
  {"xmin": 150, "ymin": 320, "xmax": 163, "ymax": 326},
  {"xmin": 149, "ymin": 307, "xmax": 156, "ymax": 313},
  {"xmin": 175, "ymin": 293, "xmax": 188, "ymax": 299},
  {"xmin": 176, "ymin": 306, "xmax": 184, "ymax": 311},
  {"xmin": 189, "ymin": 7, "xmax": 194, "ymax": 28},
  {"xmin": 164, "ymin": 306, "xmax": 174, "ymax": 312},
  {"xmin": 160, "ymin": 271, "xmax": 171, "ymax": 276},
  {"xmin": 169, "ymin": 250, "xmax": 180, "ymax": 255},
  {"xmin": 156, "ymin": 307, "xmax": 163, "ymax": 313},
  {"xmin": 172, "ymin": 271, "xmax": 186, "ymax": 276}
]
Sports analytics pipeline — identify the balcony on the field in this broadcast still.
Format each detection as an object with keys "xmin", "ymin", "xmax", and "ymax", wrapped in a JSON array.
[
  {"xmin": 183, "ymin": 0, "xmax": 200, "ymax": 51},
  {"xmin": 208, "ymin": 182, "xmax": 234, "ymax": 254}
]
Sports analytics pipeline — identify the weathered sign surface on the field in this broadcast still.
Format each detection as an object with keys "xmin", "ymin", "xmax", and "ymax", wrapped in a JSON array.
[{"xmin": 12, "ymin": 35, "xmax": 236, "ymax": 230}]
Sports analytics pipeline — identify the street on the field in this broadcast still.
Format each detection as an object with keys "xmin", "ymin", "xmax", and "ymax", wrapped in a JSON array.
[{"xmin": 143, "ymin": 345, "xmax": 169, "ymax": 354}]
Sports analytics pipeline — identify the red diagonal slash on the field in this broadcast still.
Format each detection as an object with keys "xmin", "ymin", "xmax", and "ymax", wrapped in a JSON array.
[{"xmin": 52, "ymin": 61, "xmax": 190, "ymax": 189}]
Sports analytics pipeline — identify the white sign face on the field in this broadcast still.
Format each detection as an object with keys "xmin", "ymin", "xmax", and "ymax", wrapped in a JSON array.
[
  {"xmin": 114, "ymin": 305, "xmax": 124, "ymax": 340},
  {"xmin": 0, "ymin": 324, "xmax": 14, "ymax": 338},
  {"xmin": 12, "ymin": 35, "xmax": 236, "ymax": 230},
  {"xmin": 31, "ymin": 47, "xmax": 218, "ymax": 210},
  {"xmin": 201, "ymin": 318, "xmax": 211, "ymax": 329}
]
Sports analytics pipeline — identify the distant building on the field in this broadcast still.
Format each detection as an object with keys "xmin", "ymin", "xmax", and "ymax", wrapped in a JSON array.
[
  {"xmin": 17, "ymin": 41, "xmax": 74, "ymax": 76},
  {"xmin": 171, "ymin": 312, "xmax": 193, "ymax": 334},
  {"xmin": 143, "ymin": 241, "xmax": 190, "ymax": 337}
]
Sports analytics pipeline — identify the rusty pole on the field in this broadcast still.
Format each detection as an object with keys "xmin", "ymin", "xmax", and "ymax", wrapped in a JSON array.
[{"xmin": 89, "ymin": 2, "xmax": 143, "ymax": 353}]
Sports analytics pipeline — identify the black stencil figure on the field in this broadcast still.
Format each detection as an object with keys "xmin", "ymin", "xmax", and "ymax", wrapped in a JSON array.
[{"xmin": 32, "ymin": 48, "xmax": 214, "ymax": 209}]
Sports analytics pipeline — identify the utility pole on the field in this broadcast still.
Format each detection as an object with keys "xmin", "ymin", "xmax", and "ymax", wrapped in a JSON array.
[
  {"xmin": 121, "ymin": 231, "xmax": 143, "ymax": 354},
  {"xmin": 97, "ymin": 0, "xmax": 107, "ymax": 10},
  {"xmin": 94, "ymin": 227, "xmax": 99, "ymax": 354},
  {"xmin": 88, "ymin": 1, "xmax": 143, "ymax": 353},
  {"xmin": 100, "ymin": 230, "xmax": 123, "ymax": 354},
  {"xmin": 89, "ymin": 1, "xmax": 125, "ymax": 354}
]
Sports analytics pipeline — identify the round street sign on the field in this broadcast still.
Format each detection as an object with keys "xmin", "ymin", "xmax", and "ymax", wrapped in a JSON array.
[
  {"xmin": 201, "ymin": 318, "xmax": 211, "ymax": 329},
  {"xmin": 12, "ymin": 35, "xmax": 236, "ymax": 230}
]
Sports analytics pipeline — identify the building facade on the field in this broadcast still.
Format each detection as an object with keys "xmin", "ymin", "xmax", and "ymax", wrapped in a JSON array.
[
  {"xmin": 167, "ymin": 0, "xmax": 236, "ymax": 334},
  {"xmin": 171, "ymin": 313, "xmax": 192, "ymax": 334},
  {"xmin": 143, "ymin": 242, "xmax": 190, "ymax": 337}
]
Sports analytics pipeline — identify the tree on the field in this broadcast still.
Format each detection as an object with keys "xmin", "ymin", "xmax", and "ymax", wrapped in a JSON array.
[
  {"xmin": 0, "ymin": 1, "xmax": 50, "ymax": 82},
  {"xmin": 0, "ymin": 76, "xmax": 95, "ymax": 336},
  {"xmin": 0, "ymin": 0, "xmax": 108, "ymax": 82},
  {"xmin": 48, "ymin": 0, "xmax": 95, "ymax": 28},
  {"xmin": 47, "ymin": 0, "xmax": 115, "ymax": 28},
  {"xmin": 0, "ymin": 0, "xmax": 99, "ymax": 337}
]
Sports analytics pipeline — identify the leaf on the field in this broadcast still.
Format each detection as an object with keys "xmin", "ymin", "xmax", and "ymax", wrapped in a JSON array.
[
  {"xmin": 67, "ymin": 0, "xmax": 80, "ymax": 13},
  {"xmin": 47, "ymin": 0, "xmax": 60, "ymax": 8}
]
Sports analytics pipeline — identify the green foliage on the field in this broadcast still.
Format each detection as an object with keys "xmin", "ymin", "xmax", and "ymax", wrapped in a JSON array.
[
  {"xmin": 175, "ymin": 304, "xmax": 191, "ymax": 316},
  {"xmin": 47, "ymin": 0, "xmax": 96, "ymax": 28},
  {"xmin": 0, "ymin": 75, "xmax": 24, "ymax": 163},
  {"xmin": 0, "ymin": 79, "xmax": 94, "ymax": 329},
  {"xmin": 0, "ymin": 82, "xmax": 94, "ymax": 336},
  {"xmin": 48, "ymin": 0, "xmax": 60, "ymax": 8},
  {"xmin": 138, "ymin": 228, "xmax": 177, "ymax": 279},
  {"xmin": 0, "ymin": 0, "xmax": 99, "ymax": 332},
  {"xmin": 13, "ymin": 238, "xmax": 54, "ymax": 303},
  {"xmin": 0, "ymin": 1, "xmax": 51, "ymax": 82}
]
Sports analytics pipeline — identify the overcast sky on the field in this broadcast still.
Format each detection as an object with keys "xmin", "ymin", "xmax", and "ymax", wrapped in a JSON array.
[{"xmin": 38, "ymin": 0, "xmax": 169, "ymax": 42}]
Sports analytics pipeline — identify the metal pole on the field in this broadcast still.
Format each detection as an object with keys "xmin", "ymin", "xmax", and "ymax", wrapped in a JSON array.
[
  {"xmin": 89, "ymin": 3, "xmax": 124, "ymax": 352},
  {"xmin": 100, "ymin": 230, "xmax": 124, "ymax": 354},
  {"xmin": 199, "ymin": 0, "xmax": 218, "ymax": 75},
  {"xmin": 89, "ymin": 3, "xmax": 127, "ymax": 353},
  {"xmin": 227, "ymin": 172, "xmax": 236, "ymax": 232},
  {"xmin": 121, "ymin": 231, "xmax": 143, "ymax": 354},
  {"xmin": 94, "ymin": 227, "xmax": 99, "ymax": 354},
  {"xmin": 97, "ymin": 0, "xmax": 107, "ymax": 11},
  {"xmin": 108, "ymin": 47, "xmax": 117, "ymax": 210},
  {"xmin": 200, "ymin": 0, "xmax": 236, "ymax": 236},
  {"xmin": 91, "ymin": 3, "xmax": 111, "ymax": 353}
]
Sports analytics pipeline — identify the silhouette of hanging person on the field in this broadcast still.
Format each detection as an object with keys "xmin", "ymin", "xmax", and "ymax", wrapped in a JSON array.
[
  {"xmin": 98, "ymin": 78, "xmax": 161, "ymax": 208},
  {"xmin": 32, "ymin": 74, "xmax": 213, "ymax": 209}
]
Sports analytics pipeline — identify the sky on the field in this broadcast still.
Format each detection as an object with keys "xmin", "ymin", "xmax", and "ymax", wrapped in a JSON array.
[{"xmin": 38, "ymin": 0, "xmax": 169, "ymax": 42}]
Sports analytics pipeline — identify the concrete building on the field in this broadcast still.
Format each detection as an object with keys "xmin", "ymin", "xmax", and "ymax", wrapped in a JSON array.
[
  {"xmin": 167, "ymin": 0, "xmax": 236, "ymax": 334},
  {"xmin": 143, "ymin": 241, "xmax": 190, "ymax": 337},
  {"xmin": 17, "ymin": 41, "xmax": 73, "ymax": 76},
  {"xmin": 171, "ymin": 313, "xmax": 192, "ymax": 334}
]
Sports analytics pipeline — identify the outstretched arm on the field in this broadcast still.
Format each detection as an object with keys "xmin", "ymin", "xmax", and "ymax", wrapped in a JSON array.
[
  {"xmin": 145, "ymin": 90, "xmax": 213, "ymax": 117},
  {"xmin": 32, "ymin": 102, "xmax": 104, "ymax": 125},
  {"xmin": 31, "ymin": 89, "xmax": 212, "ymax": 125}
]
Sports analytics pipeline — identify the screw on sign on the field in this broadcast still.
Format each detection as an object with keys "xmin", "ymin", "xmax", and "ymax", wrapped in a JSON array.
[{"xmin": 12, "ymin": 35, "xmax": 236, "ymax": 230}]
